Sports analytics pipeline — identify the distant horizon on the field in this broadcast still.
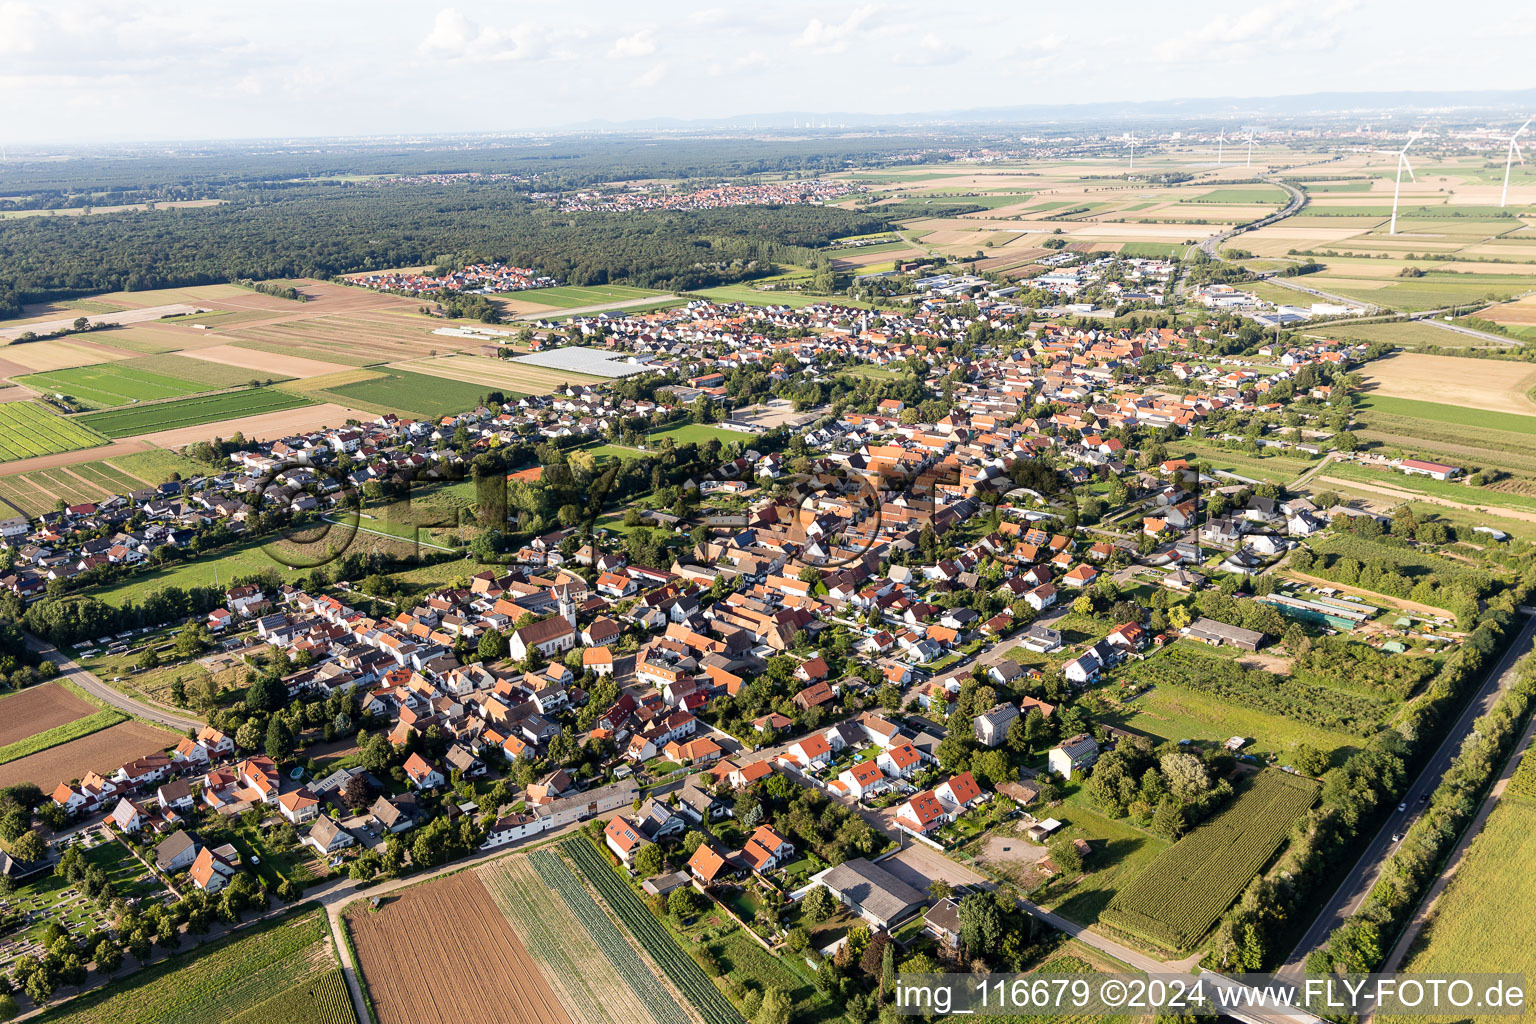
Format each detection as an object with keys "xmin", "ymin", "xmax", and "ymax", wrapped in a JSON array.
[{"xmin": 2, "ymin": 0, "xmax": 1535, "ymax": 145}]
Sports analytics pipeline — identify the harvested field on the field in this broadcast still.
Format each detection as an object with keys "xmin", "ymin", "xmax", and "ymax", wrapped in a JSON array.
[
  {"xmin": 0, "ymin": 338, "xmax": 136, "ymax": 373},
  {"xmin": 1360, "ymin": 352, "xmax": 1536, "ymax": 416},
  {"xmin": 0, "ymin": 304, "xmax": 201, "ymax": 342},
  {"xmin": 132, "ymin": 401, "xmax": 371, "ymax": 448},
  {"xmin": 16, "ymin": 356, "xmax": 266, "ymax": 410},
  {"xmin": 348, "ymin": 871, "xmax": 572, "ymax": 1024},
  {"xmin": 0, "ymin": 682, "xmax": 96, "ymax": 747},
  {"xmin": 1477, "ymin": 294, "xmax": 1536, "ymax": 325},
  {"xmin": 217, "ymin": 311, "xmax": 466, "ymax": 366},
  {"xmin": 0, "ymin": 439, "xmax": 153, "ymax": 479},
  {"xmin": 180, "ymin": 344, "xmax": 357, "ymax": 379},
  {"xmin": 393, "ymin": 354, "xmax": 610, "ymax": 394},
  {"xmin": 0, "ymin": 719, "xmax": 176, "ymax": 790}
]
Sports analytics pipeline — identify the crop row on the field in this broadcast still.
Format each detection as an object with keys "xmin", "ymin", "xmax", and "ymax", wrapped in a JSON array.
[
  {"xmin": 527, "ymin": 850, "xmax": 690, "ymax": 1024},
  {"xmin": 223, "ymin": 967, "xmax": 356, "ymax": 1024},
  {"xmin": 1101, "ymin": 770, "xmax": 1320, "ymax": 951},
  {"xmin": 480, "ymin": 858, "xmax": 665, "ymax": 1024},
  {"xmin": 562, "ymin": 838, "xmax": 743, "ymax": 1024}
]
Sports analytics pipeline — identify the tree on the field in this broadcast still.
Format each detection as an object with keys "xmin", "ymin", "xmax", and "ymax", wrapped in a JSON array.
[
  {"xmin": 360, "ymin": 733, "xmax": 392, "ymax": 772},
  {"xmin": 756, "ymin": 986, "xmax": 793, "ymax": 1024},
  {"xmin": 264, "ymin": 716, "xmax": 294, "ymax": 763},
  {"xmin": 234, "ymin": 719, "xmax": 263, "ymax": 752},
  {"xmin": 1291, "ymin": 744, "xmax": 1329, "ymax": 776},
  {"xmin": 10, "ymin": 830, "xmax": 45, "ymax": 864},
  {"xmin": 342, "ymin": 773, "xmax": 373, "ymax": 810},
  {"xmin": 1048, "ymin": 836, "xmax": 1083, "ymax": 875},
  {"xmin": 956, "ymin": 892, "xmax": 1002, "ymax": 954},
  {"xmin": 1159, "ymin": 752, "xmax": 1211, "ymax": 803},
  {"xmin": 668, "ymin": 887, "xmax": 701, "ymax": 920},
  {"xmin": 801, "ymin": 884, "xmax": 837, "ymax": 924},
  {"xmin": 93, "ymin": 939, "xmax": 122, "ymax": 975},
  {"xmin": 0, "ymin": 993, "xmax": 16, "ymax": 1022},
  {"xmin": 1151, "ymin": 797, "xmax": 1188, "ymax": 840},
  {"xmin": 478, "ymin": 627, "xmax": 507, "ymax": 662},
  {"xmin": 634, "ymin": 843, "xmax": 664, "ymax": 877}
]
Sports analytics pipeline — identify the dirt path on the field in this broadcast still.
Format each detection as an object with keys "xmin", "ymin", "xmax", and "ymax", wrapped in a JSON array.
[
  {"xmin": 1281, "ymin": 569, "xmax": 1454, "ymax": 618},
  {"xmin": 1314, "ymin": 473, "xmax": 1536, "ymax": 525},
  {"xmin": 0, "ymin": 439, "xmax": 151, "ymax": 477}
]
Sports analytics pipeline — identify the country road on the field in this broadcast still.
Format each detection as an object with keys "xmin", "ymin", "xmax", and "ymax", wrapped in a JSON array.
[
  {"xmin": 1280, "ymin": 609, "xmax": 1536, "ymax": 974},
  {"xmin": 25, "ymin": 634, "xmax": 203, "ymax": 732}
]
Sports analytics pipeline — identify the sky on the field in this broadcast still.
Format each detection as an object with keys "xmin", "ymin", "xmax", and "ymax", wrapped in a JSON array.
[{"xmin": 2, "ymin": 0, "xmax": 1534, "ymax": 144}]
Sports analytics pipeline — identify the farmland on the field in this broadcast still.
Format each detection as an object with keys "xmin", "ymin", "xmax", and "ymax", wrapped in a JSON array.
[
  {"xmin": 1357, "ymin": 353, "xmax": 1536, "ymax": 417},
  {"xmin": 79, "ymin": 387, "xmax": 313, "ymax": 438},
  {"xmin": 1386, "ymin": 791, "xmax": 1536, "ymax": 1020},
  {"xmin": 0, "ymin": 682, "xmax": 98, "ymax": 747},
  {"xmin": 563, "ymin": 837, "xmax": 742, "ymax": 1024},
  {"xmin": 1113, "ymin": 682, "xmax": 1362, "ymax": 765},
  {"xmin": 303, "ymin": 367, "xmax": 491, "ymax": 420},
  {"xmin": 34, "ymin": 908, "xmax": 354, "ymax": 1024},
  {"xmin": 479, "ymin": 855, "xmax": 686, "ymax": 1024},
  {"xmin": 387, "ymin": 354, "xmax": 608, "ymax": 397},
  {"xmin": 0, "ymin": 706, "xmax": 127, "ymax": 765},
  {"xmin": 16, "ymin": 355, "xmax": 269, "ymax": 410},
  {"xmin": 0, "ymin": 719, "xmax": 176, "ymax": 790},
  {"xmin": 0, "ymin": 402, "xmax": 108, "ymax": 462},
  {"xmin": 1100, "ymin": 770, "xmax": 1320, "ymax": 952},
  {"xmin": 512, "ymin": 284, "xmax": 666, "ymax": 309},
  {"xmin": 346, "ymin": 871, "xmax": 572, "ymax": 1024}
]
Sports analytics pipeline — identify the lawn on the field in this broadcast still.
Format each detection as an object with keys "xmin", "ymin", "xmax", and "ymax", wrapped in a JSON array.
[
  {"xmin": 1176, "ymin": 443, "xmax": 1315, "ymax": 484},
  {"xmin": 1035, "ymin": 793, "xmax": 1171, "ymax": 927},
  {"xmin": 79, "ymin": 387, "xmax": 313, "ymax": 439},
  {"xmin": 33, "ymin": 908, "xmax": 353, "ymax": 1024},
  {"xmin": 645, "ymin": 423, "xmax": 755, "ymax": 446},
  {"xmin": 1111, "ymin": 683, "xmax": 1361, "ymax": 766},
  {"xmin": 520, "ymin": 284, "xmax": 665, "ymax": 308},
  {"xmin": 87, "ymin": 538, "xmax": 308, "ymax": 606},
  {"xmin": 0, "ymin": 402, "xmax": 109, "ymax": 462},
  {"xmin": 315, "ymin": 367, "xmax": 491, "ymax": 420}
]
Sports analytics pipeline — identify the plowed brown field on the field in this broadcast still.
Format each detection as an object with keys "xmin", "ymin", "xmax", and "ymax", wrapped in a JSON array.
[
  {"xmin": 0, "ymin": 720, "xmax": 176, "ymax": 790},
  {"xmin": 347, "ymin": 872, "xmax": 572, "ymax": 1024},
  {"xmin": 0, "ymin": 683, "xmax": 95, "ymax": 746}
]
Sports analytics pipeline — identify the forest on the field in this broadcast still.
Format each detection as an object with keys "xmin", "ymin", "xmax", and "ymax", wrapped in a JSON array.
[{"xmin": 0, "ymin": 182, "xmax": 890, "ymax": 317}]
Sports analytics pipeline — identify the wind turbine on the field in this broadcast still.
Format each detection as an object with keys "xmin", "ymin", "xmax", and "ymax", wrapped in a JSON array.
[
  {"xmin": 1216, "ymin": 128, "xmax": 1224, "ymax": 166},
  {"xmin": 1379, "ymin": 124, "xmax": 1427, "ymax": 235},
  {"xmin": 1500, "ymin": 115, "xmax": 1534, "ymax": 208},
  {"xmin": 1127, "ymin": 131, "xmax": 1139, "ymax": 171},
  {"xmin": 1244, "ymin": 130, "xmax": 1255, "ymax": 168}
]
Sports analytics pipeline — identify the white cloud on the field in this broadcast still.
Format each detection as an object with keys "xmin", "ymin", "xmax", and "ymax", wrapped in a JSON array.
[
  {"xmin": 899, "ymin": 32, "xmax": 965, "ymax": 67},
  {"xmin": 418, "ymin": 8, "xmax": 584, "ymax": 63},
  {"xmin": 630, "ymin": 61, "xmax": 668, "ymax": 88},
  {"xmin": 1158, "ymin": 2, "xmax": 1356, "ymax": 63},
  {"xmin": 707, "ymin": 51, "xmax": 769, "ymax": 77},
  {"xmin": 609, "ymin": 28, "xmax": 656, "ymax": 58},
  {"xmin": 795, "ymin": 4, "xmax": 877, "ymax": 54}
]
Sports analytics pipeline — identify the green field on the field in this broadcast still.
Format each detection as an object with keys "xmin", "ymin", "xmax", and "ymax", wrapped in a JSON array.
[
  {"xmin": 1322, "ymin": 463, "xmax": 1536, "ymax": 513},
  {"xmin": 1387, "ymin": 793, "xmax": 1536, "ymax": 1022},
  {"xmin": 645, "ymin": 423, "xmax": 754, "ymax": 446},
  {"xmin": 1306, "ymin": 320, "xmax": 1505, "ymax": 350},
  {"xmin": 316, "ymin": 368, "xmax": 491, "ymax": 420},
  {"xmin": 1043, "ymin": 795, "xmax": 1172, "ymax": 927},
  {"xmin": 521, "ymin": 284, "xmax": 664, "ymax": 309},
  {"xmin": 1100, "ymin": 770, "xmax": 1320, "ymax": 952},
  {"xmin": 693, "ymin": 284, "xmax": 845, "ymax": 309},
  {"xmin": 0, "ymin": 402, "xmax": 109, "ymax": 462},
  {"xmin": 16, "ymin": 356, "xmax": 274, "ymax": 410},
  {"xmin": 79, "ymin": 387, "xmax": 313, "ymax": 438},
  {"xmin": 1118, "ymin": 242, "xmax": 1188, "ymax": 258},
  {"xmin": 1310, "ymin": 273, "xmax": 1533, "ymax": 311},
  {"xmin": 1357, "ymin": 394, "xmax": 1536, "ymax": 436},
  {"xmin": 1177, "ymin": 443, "xmax": 1315, "ymax": 484},
  {"xmin": 1114, "ymin": 683, "xmax": 1361, "ymax": 765},
  {"xmin": 89, "ymin": 538, "xmax": 306, "ymax": 606},
  {"xmin": 35, "ymin": 908, "xmax": 354, "ymax": 1024},
  {"xmin": 0, "ymin": 707, "xmax": 127, "ymax": 764}
]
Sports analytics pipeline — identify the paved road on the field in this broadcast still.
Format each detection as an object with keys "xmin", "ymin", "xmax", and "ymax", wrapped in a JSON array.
[
  {"xmin": 26, "ymin": 633, "xmax": 203, "ymax": 732},
  {"xmin": 1407, "ymin": 314, "xmax": 1524, "ymax": 348},
  {"xmin": 1280, "ymin": 609, "xmax": 1536, "ymax": 974},
  {"xmin": 1381, "ymin": 700, "xmax": 1536, "ymax": 973}
]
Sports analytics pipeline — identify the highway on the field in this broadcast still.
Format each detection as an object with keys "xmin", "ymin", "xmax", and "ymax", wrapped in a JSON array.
[
  {"xmin": 1280, "ymin": 608, "xmax": 1536, "ymax": 974},
  {"xmin": 25, "ymin": 633, "xmax": 204, "ymax": 733}
]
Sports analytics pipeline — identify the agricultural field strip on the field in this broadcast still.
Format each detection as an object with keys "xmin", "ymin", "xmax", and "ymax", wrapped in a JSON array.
[
  {"xmin": 562, "ymin": 838, "xmax": 743, "ymax": 1024},
  {"xmin": 480, "ymin": 858, "xmax": 669, "ymax": 1024},
  {"xmin": 36, "ymin": 910, "xmax": 344, "ymax": 1024},
  {"xmin": 0, "ymin": 402, "xmax": 108, "ymax": 462},
  {"xmin": 525, "ymin": 851, "xmax": 688, "ymax": 1024},
  {"xmin": 80, "ymin": 389, "xmax": 313, "ymax": 438},
  {"xmin": 1100, "ymin": 771, "xmax": 1320, "ymax": 951}
]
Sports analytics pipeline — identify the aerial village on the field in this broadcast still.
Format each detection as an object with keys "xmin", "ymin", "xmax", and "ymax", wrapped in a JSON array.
[{"xmin": 0, "ymin": 272, "xmax": 1498, "ymax": 999}]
